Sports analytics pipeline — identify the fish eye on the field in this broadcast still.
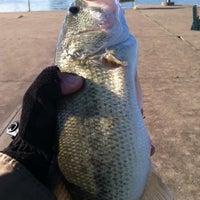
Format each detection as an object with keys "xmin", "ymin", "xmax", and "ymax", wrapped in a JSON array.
[{"xmin": 69, "ymin": 6, "xmax": 80, "ymax": 15}]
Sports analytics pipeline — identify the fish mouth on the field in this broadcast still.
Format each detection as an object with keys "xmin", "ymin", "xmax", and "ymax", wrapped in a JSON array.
[
  {"xmin": 68, "ymin": 1, "xmax": 116, "ymax": 30},
  {"xmin": 66, "ymin": 0, "xmax": 130, "ymax": 58},
  {"xmin": 81, "ymin": 0, "xmax": 130, "ymax": 42},
  {"xmin": 79, "ymin": 0, "xmax": 120, "ymax": 29},
  {"xmin": 69, "ymin": 0, "xmax": 129, "ymax": 36},
  {"xmin": 82, "ymin": 0, "xmax": 118, "ymax": 11}
]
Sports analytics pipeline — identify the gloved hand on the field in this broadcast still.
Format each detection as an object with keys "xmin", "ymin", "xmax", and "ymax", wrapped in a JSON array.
[{"xmin": 2, "ymin": 66, "xmax": 84, "ymax": 184}]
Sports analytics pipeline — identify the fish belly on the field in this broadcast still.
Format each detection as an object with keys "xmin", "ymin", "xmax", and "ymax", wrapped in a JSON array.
[{"xmin": 56, "ymin": 36, "xmax": 151, "ymax": 200}]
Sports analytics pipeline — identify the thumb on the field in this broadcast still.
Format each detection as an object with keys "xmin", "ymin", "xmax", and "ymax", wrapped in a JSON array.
[{"xmin": 58, "ymin": 72, "xmax": 84, "ymax": 95}]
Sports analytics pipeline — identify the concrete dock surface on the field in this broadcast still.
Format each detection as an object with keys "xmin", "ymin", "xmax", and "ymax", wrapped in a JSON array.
[{"xmin": 0, "ymin": 5, "xmax": 199, "ymax": 199}]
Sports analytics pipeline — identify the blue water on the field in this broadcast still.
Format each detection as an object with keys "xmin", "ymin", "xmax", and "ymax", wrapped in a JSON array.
[{"xmin": 0, "ymin": 0, "xmax": 199, "ymax": 12}]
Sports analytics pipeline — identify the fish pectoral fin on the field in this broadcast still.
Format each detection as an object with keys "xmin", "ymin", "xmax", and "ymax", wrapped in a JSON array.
[
  {"xmin": 140, "ymin": 166, "xmax": 173, "ymax": 200},
  {"xmin": 100, "ymin": 50, "xmax": 127, "ymax": 67}
]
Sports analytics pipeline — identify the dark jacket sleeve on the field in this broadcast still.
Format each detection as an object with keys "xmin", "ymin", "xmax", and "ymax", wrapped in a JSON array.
[{"xmin": 0, "ymin": 152, "xmax": 56, "ymax": 200}]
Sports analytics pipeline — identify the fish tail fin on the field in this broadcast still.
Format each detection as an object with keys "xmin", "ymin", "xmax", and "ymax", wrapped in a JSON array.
[{"xmin": 140, "ymin": 166, "xmax": 173, "ymax": 200}]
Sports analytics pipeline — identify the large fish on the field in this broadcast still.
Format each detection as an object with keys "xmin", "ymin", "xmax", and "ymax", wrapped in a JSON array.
[{"xmin": 54, "ymin": 0, "xmax": 173, "ymax": 199}]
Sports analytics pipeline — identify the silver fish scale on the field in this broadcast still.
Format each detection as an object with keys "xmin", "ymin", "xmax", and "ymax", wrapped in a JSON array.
[
  {"xmin": 56, "ymin": 38, "xmax": 150, "ymax": 199},
  {"xmin": 65, "ymin": 30, "xmax": 108, "ymax": 59}
]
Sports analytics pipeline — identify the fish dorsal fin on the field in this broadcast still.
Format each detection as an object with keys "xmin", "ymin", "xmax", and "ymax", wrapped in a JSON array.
[{"xmin": 140, "ymin": 166, "xmax": 173, "ymax": 200}]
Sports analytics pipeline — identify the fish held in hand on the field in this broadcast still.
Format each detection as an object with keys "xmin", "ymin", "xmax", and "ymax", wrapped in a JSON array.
[{"xmin": 55, "ymin": 0, "xmax": 173, "ymax": 199}]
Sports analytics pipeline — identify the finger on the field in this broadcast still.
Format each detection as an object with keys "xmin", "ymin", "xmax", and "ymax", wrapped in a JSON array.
[{"xmin": 58, "ymin": 72, "xmax": 84, "ymax": 95}]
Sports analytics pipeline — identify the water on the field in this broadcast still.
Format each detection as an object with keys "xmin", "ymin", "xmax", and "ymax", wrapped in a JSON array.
[{"xmin": 0, "ymin": 0, "xmax": 199, "ymax": 12}]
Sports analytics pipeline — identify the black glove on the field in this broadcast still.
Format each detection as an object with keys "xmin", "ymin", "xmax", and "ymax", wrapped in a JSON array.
[{"xmin": 2, "ymin": 66, "xmax": 83, "ymax": 184}]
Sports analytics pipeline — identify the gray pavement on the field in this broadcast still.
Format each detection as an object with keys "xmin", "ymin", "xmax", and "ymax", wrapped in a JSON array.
[{"xmin": 0, "ymin": 5, "xmax": 199, "ymax": 200}]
